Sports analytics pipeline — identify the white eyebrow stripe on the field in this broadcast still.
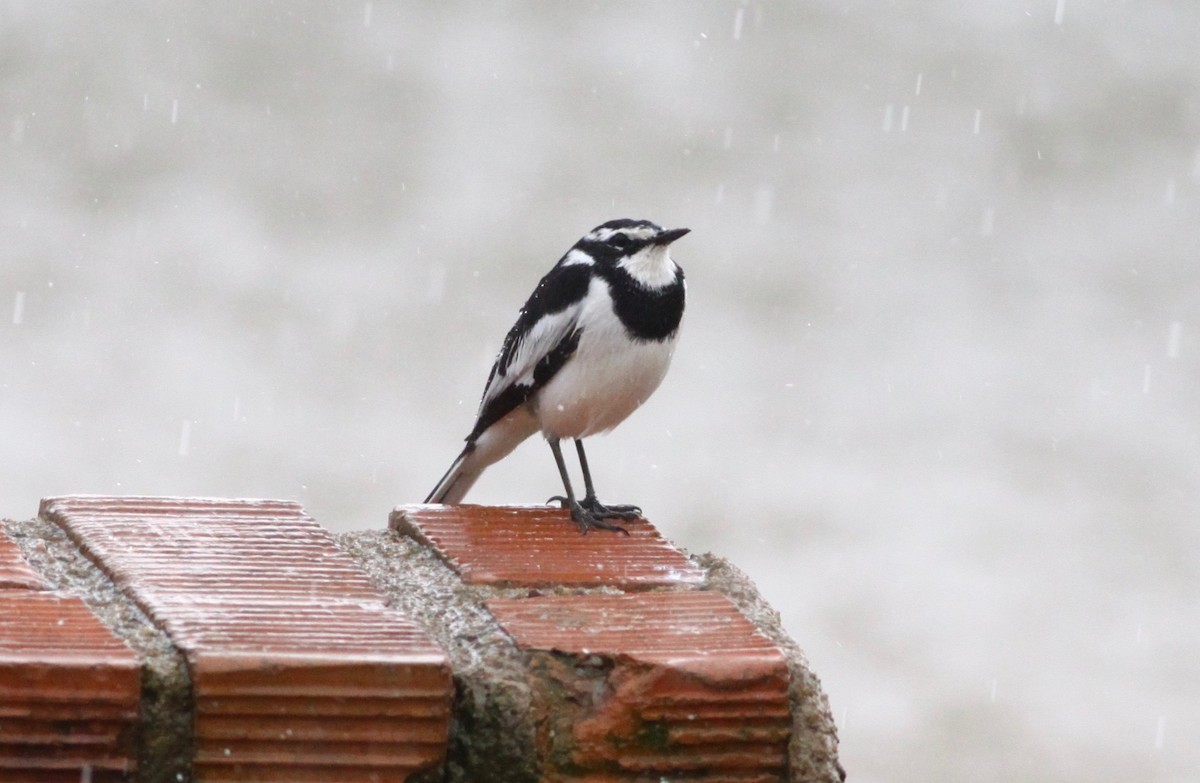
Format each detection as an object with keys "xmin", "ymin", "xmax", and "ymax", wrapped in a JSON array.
[
  {"xmin": 587, "ymin": 225, "xmax": 658, "ymax": 243},
  {"xmin": 561, "ymin": 248, "xmax": 595, "ymax": 266}
]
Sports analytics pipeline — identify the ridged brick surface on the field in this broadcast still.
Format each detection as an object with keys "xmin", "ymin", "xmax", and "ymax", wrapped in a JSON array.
[
  {"xmin": 41, "ymin": 495, "xmax": 452, "ymax": 783},
  {"xmin": 488, "ymin": 590, "xmax": 793, "ymax": 782},
  {"xmin": 0, "ymin": 532, "xmax": 44, "ymax": 589},
  {"xmin": 392, "ymin": 504, "xmax": 706, "ymax": 588},
  {"xmin": 0, "ymin": 590, "xmax": 139, "ymax": 783}
]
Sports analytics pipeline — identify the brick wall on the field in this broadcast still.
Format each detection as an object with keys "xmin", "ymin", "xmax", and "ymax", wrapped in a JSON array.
[{"xmin": 1, "ymin": 496, "xmax": 843, "ymax": 782}]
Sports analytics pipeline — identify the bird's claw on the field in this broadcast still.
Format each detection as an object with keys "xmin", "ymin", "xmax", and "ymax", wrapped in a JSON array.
[
  {"xmin": 580, "ymin": 495, "xmax": 642, "ymax": 520},
  {"xmin": 547, "ymin": 495, "xmax": 634, "ymax": 535}
]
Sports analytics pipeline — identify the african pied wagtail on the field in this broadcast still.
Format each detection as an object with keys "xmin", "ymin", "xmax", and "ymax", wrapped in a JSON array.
[{"xmin": 425, "ymin": 219, "xmax": 689, "ymax": 532}]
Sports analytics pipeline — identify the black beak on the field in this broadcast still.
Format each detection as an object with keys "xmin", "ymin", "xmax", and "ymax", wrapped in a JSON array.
[{"xmin": 654, "ymin": 227, "xmax": 691, "ymax": 245}]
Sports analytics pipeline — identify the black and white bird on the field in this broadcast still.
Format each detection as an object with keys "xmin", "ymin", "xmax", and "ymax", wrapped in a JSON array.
[{"xmin": 424, "ymin": 218, "xmax": 689, "ymax": 532}]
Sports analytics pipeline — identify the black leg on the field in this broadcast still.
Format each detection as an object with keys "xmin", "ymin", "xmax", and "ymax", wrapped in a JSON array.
[
  {"xmin": 573, "ymin": 440, "xmax": 642, "ymax": 522},
  {"xmin": 546, "ymin": 438, "xmax": 629, "ymax": 534},
  {"xmin": 574, "ymin": 439, "xmax": 598, "ymax": 499},
  {"xmin": 548, "ymin": 438, "xmax": 578, "ymax": 505}
]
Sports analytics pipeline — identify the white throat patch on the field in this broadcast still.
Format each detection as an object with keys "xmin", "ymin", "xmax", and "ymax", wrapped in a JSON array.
[{"xmin": 617, "ymin": 243, "xmax": 678, "ymax": 289}]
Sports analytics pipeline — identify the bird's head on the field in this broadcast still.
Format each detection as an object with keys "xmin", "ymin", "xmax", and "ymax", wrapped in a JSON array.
[{"xmin": 567, "ymin": 219, "xmax": 690, "ymax": 289}]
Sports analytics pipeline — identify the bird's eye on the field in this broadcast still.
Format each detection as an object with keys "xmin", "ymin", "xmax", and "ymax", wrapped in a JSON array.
[{"xmin": 608, "ymin": 233, "xmax": 632, "ymax": 250}]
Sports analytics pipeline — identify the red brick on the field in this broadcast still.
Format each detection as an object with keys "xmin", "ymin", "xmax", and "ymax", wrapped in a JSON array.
[
  {"xmin": 0, "ymin": 531, "xmax": 44, "ymax": 589},
  {"xmin": 42, "ymin": 495, "xmax": 452, "ymax": 782},
  {"xmin": 0, "ymin": 591, "xmax": 139, "ymax": 781},
  {"xmin": 392, "ymin": 504, "xmax": 706, "ymax": 588},
  {"xmin": 487, "ymin": 591, "xmax": 792, "ymax": 781}
]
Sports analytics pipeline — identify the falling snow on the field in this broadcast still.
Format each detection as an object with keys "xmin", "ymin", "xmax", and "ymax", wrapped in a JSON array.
[
  {"xmin": 752, "ymin": 185, "xmax": 774, "ymax": 225},
  {"xmin": 980, "ymin": 207, "xmax": 995, "ymax": 237},
  {"xmin": 178, "ymin": 421, "xmax": 192, "ymax": 457},
  {"xmin": 12, "ymin": 292, "xmax": 25, "ymax": 325},
  {"xmin": 1166, "ymin": 321, "xmax": 1183, "ymax": 358}
]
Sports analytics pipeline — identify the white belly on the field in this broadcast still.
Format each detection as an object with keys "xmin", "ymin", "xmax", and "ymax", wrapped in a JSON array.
[{"xmin": 533, "ymin": 285, "xmax": 677, "ymax": 440}]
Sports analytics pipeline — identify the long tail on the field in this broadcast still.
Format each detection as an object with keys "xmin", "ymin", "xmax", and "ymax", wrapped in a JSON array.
[
  {"xmin": 424, "ymin": 411, "xmax": 540, "ymax": 504},
  {"xmin": 424, "ymin": 443, "xmax": 486, "ymax": 504}
]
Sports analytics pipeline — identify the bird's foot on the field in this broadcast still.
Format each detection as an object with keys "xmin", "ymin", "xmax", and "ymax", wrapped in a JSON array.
[
  {"xmin": 547, "ymin": 495, "xmax": 634, "ymax": 535},
  {"xmin": 579, "ymin": 494, "xmax": 642, "ymax": 521}
]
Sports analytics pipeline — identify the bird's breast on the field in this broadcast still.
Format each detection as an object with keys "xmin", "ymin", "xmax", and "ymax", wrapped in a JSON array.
[{"xmin": 533, "ymin": 280, "xmax": 678, "ymax": 439}]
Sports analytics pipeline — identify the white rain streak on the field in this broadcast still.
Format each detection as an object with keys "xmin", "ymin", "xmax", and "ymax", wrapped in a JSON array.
[
  {"xmin": 425, "ymin": 264, "xmax": 446, "ymax": 302},
  {"xmin": 915, "ymin": 72, "xmax": 923, "ymax": 96},
  {"xmin": 1167, "ymin": 321, "xmax": 1183, "ymax": 358},
  {"xmin": 883, "ymin": 103, "xmax": 894, "ymax": 133},
  {"xmin": 980, "ymin": 207, "xmax": 995, "ymax": 237},
  {"xmin": 1164, "ymin": 177, "xmax": 1176, "ymax": 207},
  {"xmin": 753, "ymin": 185, "xmax": 774, "ymax": 225},
  {"xmin": 171, "ymin": 99, "xmax": 179, "ymax": 124},
  {"xmin": 973, "ymin": 109, "xmax": 982, "ymax": 134},
  {"xmin": 715, "ymin": 183, "xmax": 725, "ymax": 205},
  {"xmin": 732, "ymin": 7, "xmax": 745, "ymax": 41},
  {"xmin": 1055, "ymin": 0, "xmax": 1066, "ymax": 25},
  {"xmin": 232, "ymin": 395, "xmax": 242, "ymax": 421},
  {"xmin": 1155, "ymin": 716, "xmax": 1166, "ymax": 750},
  {"xmin": 772, "ymin": 134, "xmax": 781, "ymax": 153},
  {"xmin": 12, "ymin": 291, "xmax": 25, "ymax": 325},
  {"xmin": 1142, "ymin": 364, "xmax": 1152, "ymax": 394},
  {"xmin": 363, "ymin": 2, "xmax": 373, "ymax": 27},
  {"xmin": 179, "ymin": 420, "xmax": 192, "ymax": 457}
]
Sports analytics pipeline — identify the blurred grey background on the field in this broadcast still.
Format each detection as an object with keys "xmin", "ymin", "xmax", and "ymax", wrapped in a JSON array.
[{"xmin": 3, "ymin": 1, "xmax": 1198, "ymax": 780}]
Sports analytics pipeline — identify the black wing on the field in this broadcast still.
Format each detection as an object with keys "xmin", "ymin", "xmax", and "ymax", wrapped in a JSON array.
[{"xmin": 467, "ymin": 262, "xmax": 592, "ymax": 441}]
